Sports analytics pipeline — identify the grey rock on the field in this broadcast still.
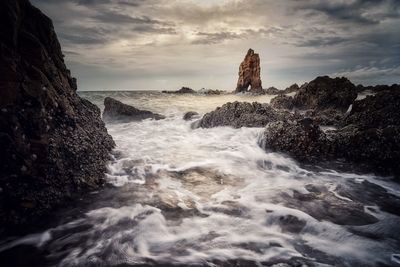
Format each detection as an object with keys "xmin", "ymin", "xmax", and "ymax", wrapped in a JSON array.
[{"xmin": 103, "ymin": 97, "xmax": 165, "ymax": 122}]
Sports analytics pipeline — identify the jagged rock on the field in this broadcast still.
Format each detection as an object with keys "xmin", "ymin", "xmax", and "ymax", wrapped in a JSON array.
[
  {"xmin": 196, "ymin": 101, "xmax": 298, "ymax": 128},
  {"xmin": 292, "ymin": 76, "xmax": 357, "ymax": 111},
  {"xmin": 162, "ymin": 87, "xmax": 196, "ymax": 94},
  {"xmin": 103, "ymin": 97, "xmax": 165, "ymax": 122},
  {"xmin": 342, "ymin": 89, "xmax": 400, "ymax": 129},
  {"xmin": 270, "ymin": 95, "xmax": 295, "ymax": 110},
  {"xmin": 355, "ymin": 83, "xmax": 400, "ymax": 93},
  {"xmin": 282, "ymin": 83, "xmax": 300, "ymax": 94},
  {"xmin": 261, "ymin": 118, "xmax": 332, "ymax": 161},
  {"xmin": 262, "ymin": 90, "xmax": 400, "ymax": 175},
  {"xmin": 0, "ymin": 0, "xmax": 115, "ymax": 230},
  {"xmin": 235, "ymin": 49, "xmax": 263, "ymax": 94},
  {"xmin": 264, "ymin": 87, "xmax": 279, "ymax": 95},
  {"xmin": 183, "ymin": 111, "xmax": 199, "ymax": 120}
]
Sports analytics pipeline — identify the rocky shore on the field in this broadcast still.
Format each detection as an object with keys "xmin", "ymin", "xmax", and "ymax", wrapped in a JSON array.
[
  {"xmin": 0, "ymin": 0, "xmax": 114, "ymax": 231},
  {"xmin": 196, "ymin": 76, "xmax": 400, "ymax": 176}
]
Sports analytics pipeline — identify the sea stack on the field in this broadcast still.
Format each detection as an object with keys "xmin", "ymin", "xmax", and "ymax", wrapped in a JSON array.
[{"xmin": 235, "ymin": 49, "xmax": 263, "ymax": 94}]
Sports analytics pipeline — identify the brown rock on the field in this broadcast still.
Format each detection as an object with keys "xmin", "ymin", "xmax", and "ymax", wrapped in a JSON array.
[{"xmin": 235, "ymin": 49, "xmax": 263, "ymax": 94}]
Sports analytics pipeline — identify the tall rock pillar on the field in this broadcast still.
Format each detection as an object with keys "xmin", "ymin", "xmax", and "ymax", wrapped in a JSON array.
[{"xmin": 235, "ymin": 49, "xmax": 263, "ymax": 94}]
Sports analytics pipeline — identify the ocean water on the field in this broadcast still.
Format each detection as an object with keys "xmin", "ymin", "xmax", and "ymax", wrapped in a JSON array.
[{"xmin": 1, "ymin": 91, "xmax": 400, "ymax": 267}]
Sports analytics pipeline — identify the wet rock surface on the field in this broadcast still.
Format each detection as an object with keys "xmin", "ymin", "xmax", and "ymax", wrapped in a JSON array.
[
  {"xmin": 235, "ymin": 49, "xmax": 263, "ymax": 94},
  {"xmin": 0, "ymin": 0, "xmax": 115, "ymax": 230},
  {"xmin": 103, "ymin": 97, "xmax": 165, "ymax": 122},
  {"xmin": 292, "ymin": 76, "xmax": 357, "ymax": 112},
  {"xmin": 183, "ymin": 111, "xmax": 199, "ymax": 120},
  {"xmin": 197, "ymin": 101, "xmax": 298, "ymax": 128}
]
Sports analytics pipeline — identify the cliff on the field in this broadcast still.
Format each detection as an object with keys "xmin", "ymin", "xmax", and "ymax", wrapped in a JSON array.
[{"xmin": 0, "ymin": 0, "xmax": 115, "ymax": 230}]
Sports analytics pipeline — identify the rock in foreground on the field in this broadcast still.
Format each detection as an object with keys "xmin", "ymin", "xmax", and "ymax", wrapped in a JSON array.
[
  {"xmin": 103, "ymin": 97, "xmax": 165, "ymax": 122},
  {"xmin": 262, "ymin": 89, "xmax": 400, "ymax": 175},
  {"xmin": 0, "ymin": 0, "xmax": 114, "ymax": 230}
]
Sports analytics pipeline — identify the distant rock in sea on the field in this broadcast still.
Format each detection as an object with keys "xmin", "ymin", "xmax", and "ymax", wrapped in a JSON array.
[
  {"xmin": 103, "ymin": 97, "xmax": 165, "ymax": 122},
  {"xmin": 235, "ymin": 49, "xmax": 263, "ymax": 94},
  {"xmin": 0, "ymin": 0, "xmax": 115, "ymax": 230},
  {"xmin": 162, "ymin": 87, "xmax": 196, "ymax": 94}
]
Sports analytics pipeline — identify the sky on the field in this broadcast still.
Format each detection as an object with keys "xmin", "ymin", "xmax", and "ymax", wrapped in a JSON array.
[{"xmin": 32, "ymin": 0, "xmax": 400, "ymax": 91}]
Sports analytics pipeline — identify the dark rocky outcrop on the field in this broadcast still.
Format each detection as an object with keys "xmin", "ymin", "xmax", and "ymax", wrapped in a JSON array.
[
  {"xmin": 262, "ymin": 89, "xmax": 400, "ymax": 175},
  {"xmin": 282, "ymin": 83, "xmax": 300, "ymax": 94},
  {"xmin": 103, "ymin": 97, "xmax": 165, "ymax": 122},
  {"xmin": 235, "ymin": 49, "xmax": 263, "ymax": 94},
  {"xmin": 196, "ymin": 102, "xmax": 298, "ymax": 128},
  {"xmin": 270, "ymin": 95, "xmax": 295, "ymax": 110},
  {"xmin": 183, "ymin": 111, "xmax": 199, "ymax": 121},
  {"xmin": 261, "ymin": 118, "xmax": 332, "ymax": 162},
  {"xmin": 0, "ymin": 0, "xmax": 115, "ymax": 230},
  {"xmin": 264, "ymin": 87, "xmax": 279, "ymax": 95},
  {"xmin": 292, "ymin": 76, "xmax": 357, "ymax": 111},
  {"xmin": 199, "ymin": 88, "xmax": 225, "ymax": 95},
  {"xmin": 162, "ymin": 87, "xmax": 196, "ymax": 94},
  {"xmin": 270, "ymin": 76, "xmax": 357, "ymax": 113}
]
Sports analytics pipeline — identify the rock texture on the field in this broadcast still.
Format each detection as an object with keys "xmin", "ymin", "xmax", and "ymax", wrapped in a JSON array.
[
  {"xmin": 103, "ymin": 97, "xmax": 165, "ymax": 122},
  {"xmin": 196, "ymin": 102, "xmax": 298, "ymax": 128},
  {"xmin": 0, "ymin": 0, "xmax": 115, "ymax": 230},
  {"xmin": 235, "ymin": 49, "xmax": 263, "ymax": 94},
  {"xmin": 262, "ymin": 89, "xmax": 400, "ymax": 175},
  {"xmin": 293, "ymin": 76, "xmax": 357, "ymax": 111}
]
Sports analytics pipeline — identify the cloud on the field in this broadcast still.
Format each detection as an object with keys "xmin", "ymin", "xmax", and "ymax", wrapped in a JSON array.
[{"xmin": 31, "ymin": 0, "xmax": 400, "ymax": 90}]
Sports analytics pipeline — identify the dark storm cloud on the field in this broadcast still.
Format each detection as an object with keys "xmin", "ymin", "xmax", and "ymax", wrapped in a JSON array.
[
  {"xmin": 30, "ymin": 0, "xmax": 400, "ymax": 89},
  {"xmin": 297, "ymin": 0, "xmax": 400, "ymax": 25}
]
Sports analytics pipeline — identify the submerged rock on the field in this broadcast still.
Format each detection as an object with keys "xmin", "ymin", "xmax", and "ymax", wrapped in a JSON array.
[
  {"xmin": 197, "ymin": 101, "xmax": 298, "ymax": 128},
  {"xmin": 0, "ymin": 0, "xmax": 115, "ymax": 230},
  {"xmin": 235, "ymin": 49, "xmax": 263, "ymax": 94},
  {"xmin": 103, "ymin": 97, "xmax": 165, "ymax": 122},
  {"xmin": 183, "ymin": 111, "xmax": 199, "ymax": 120}
]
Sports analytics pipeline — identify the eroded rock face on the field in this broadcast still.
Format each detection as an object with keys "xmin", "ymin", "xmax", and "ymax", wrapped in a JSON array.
[
  {"xmin": 196, "ymin": 101, "xmax": 298, "ymax": 128},
  {"xmin": 0, "ymin": 0, "xmax": 115, "ymax": 229},
  {"xmin": 103, "ymin": 97, "xmax": 165, "ymax": 122},
  {"xmin": 235, "ymin": 49, "xmax": 263, "ymax": 94}
]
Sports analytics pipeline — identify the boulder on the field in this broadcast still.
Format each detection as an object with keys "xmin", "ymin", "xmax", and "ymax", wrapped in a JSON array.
[
  {"xmin": 292, "ymin": 76, "xmax": 357, "ymax": 111},
  {"xmin": 235, "ymin": 49, "xmax": 263, "ymax": 94},
  {"xmin": 0, "ymin": 0, "xmax": 115, "ymax": 230},
  {"xmin": 196, "ymin": 101, "xmax": 298, "ymax": 128},
  {"xmin": 261, "ymin": 118, "xmax": 332, "ymax": 162},
  {"xmin": 183, "ymin": 111, "xmax": 199, "ymax": 121},
  {"xmin": 103, "ymin": 97, "xmax": 165, "ymax": 122}
]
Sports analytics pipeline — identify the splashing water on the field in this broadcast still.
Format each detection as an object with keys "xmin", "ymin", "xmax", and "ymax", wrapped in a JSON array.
[{"xmin": 1, "ymin": 91, "xmax": 400, "ymax": 267}]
